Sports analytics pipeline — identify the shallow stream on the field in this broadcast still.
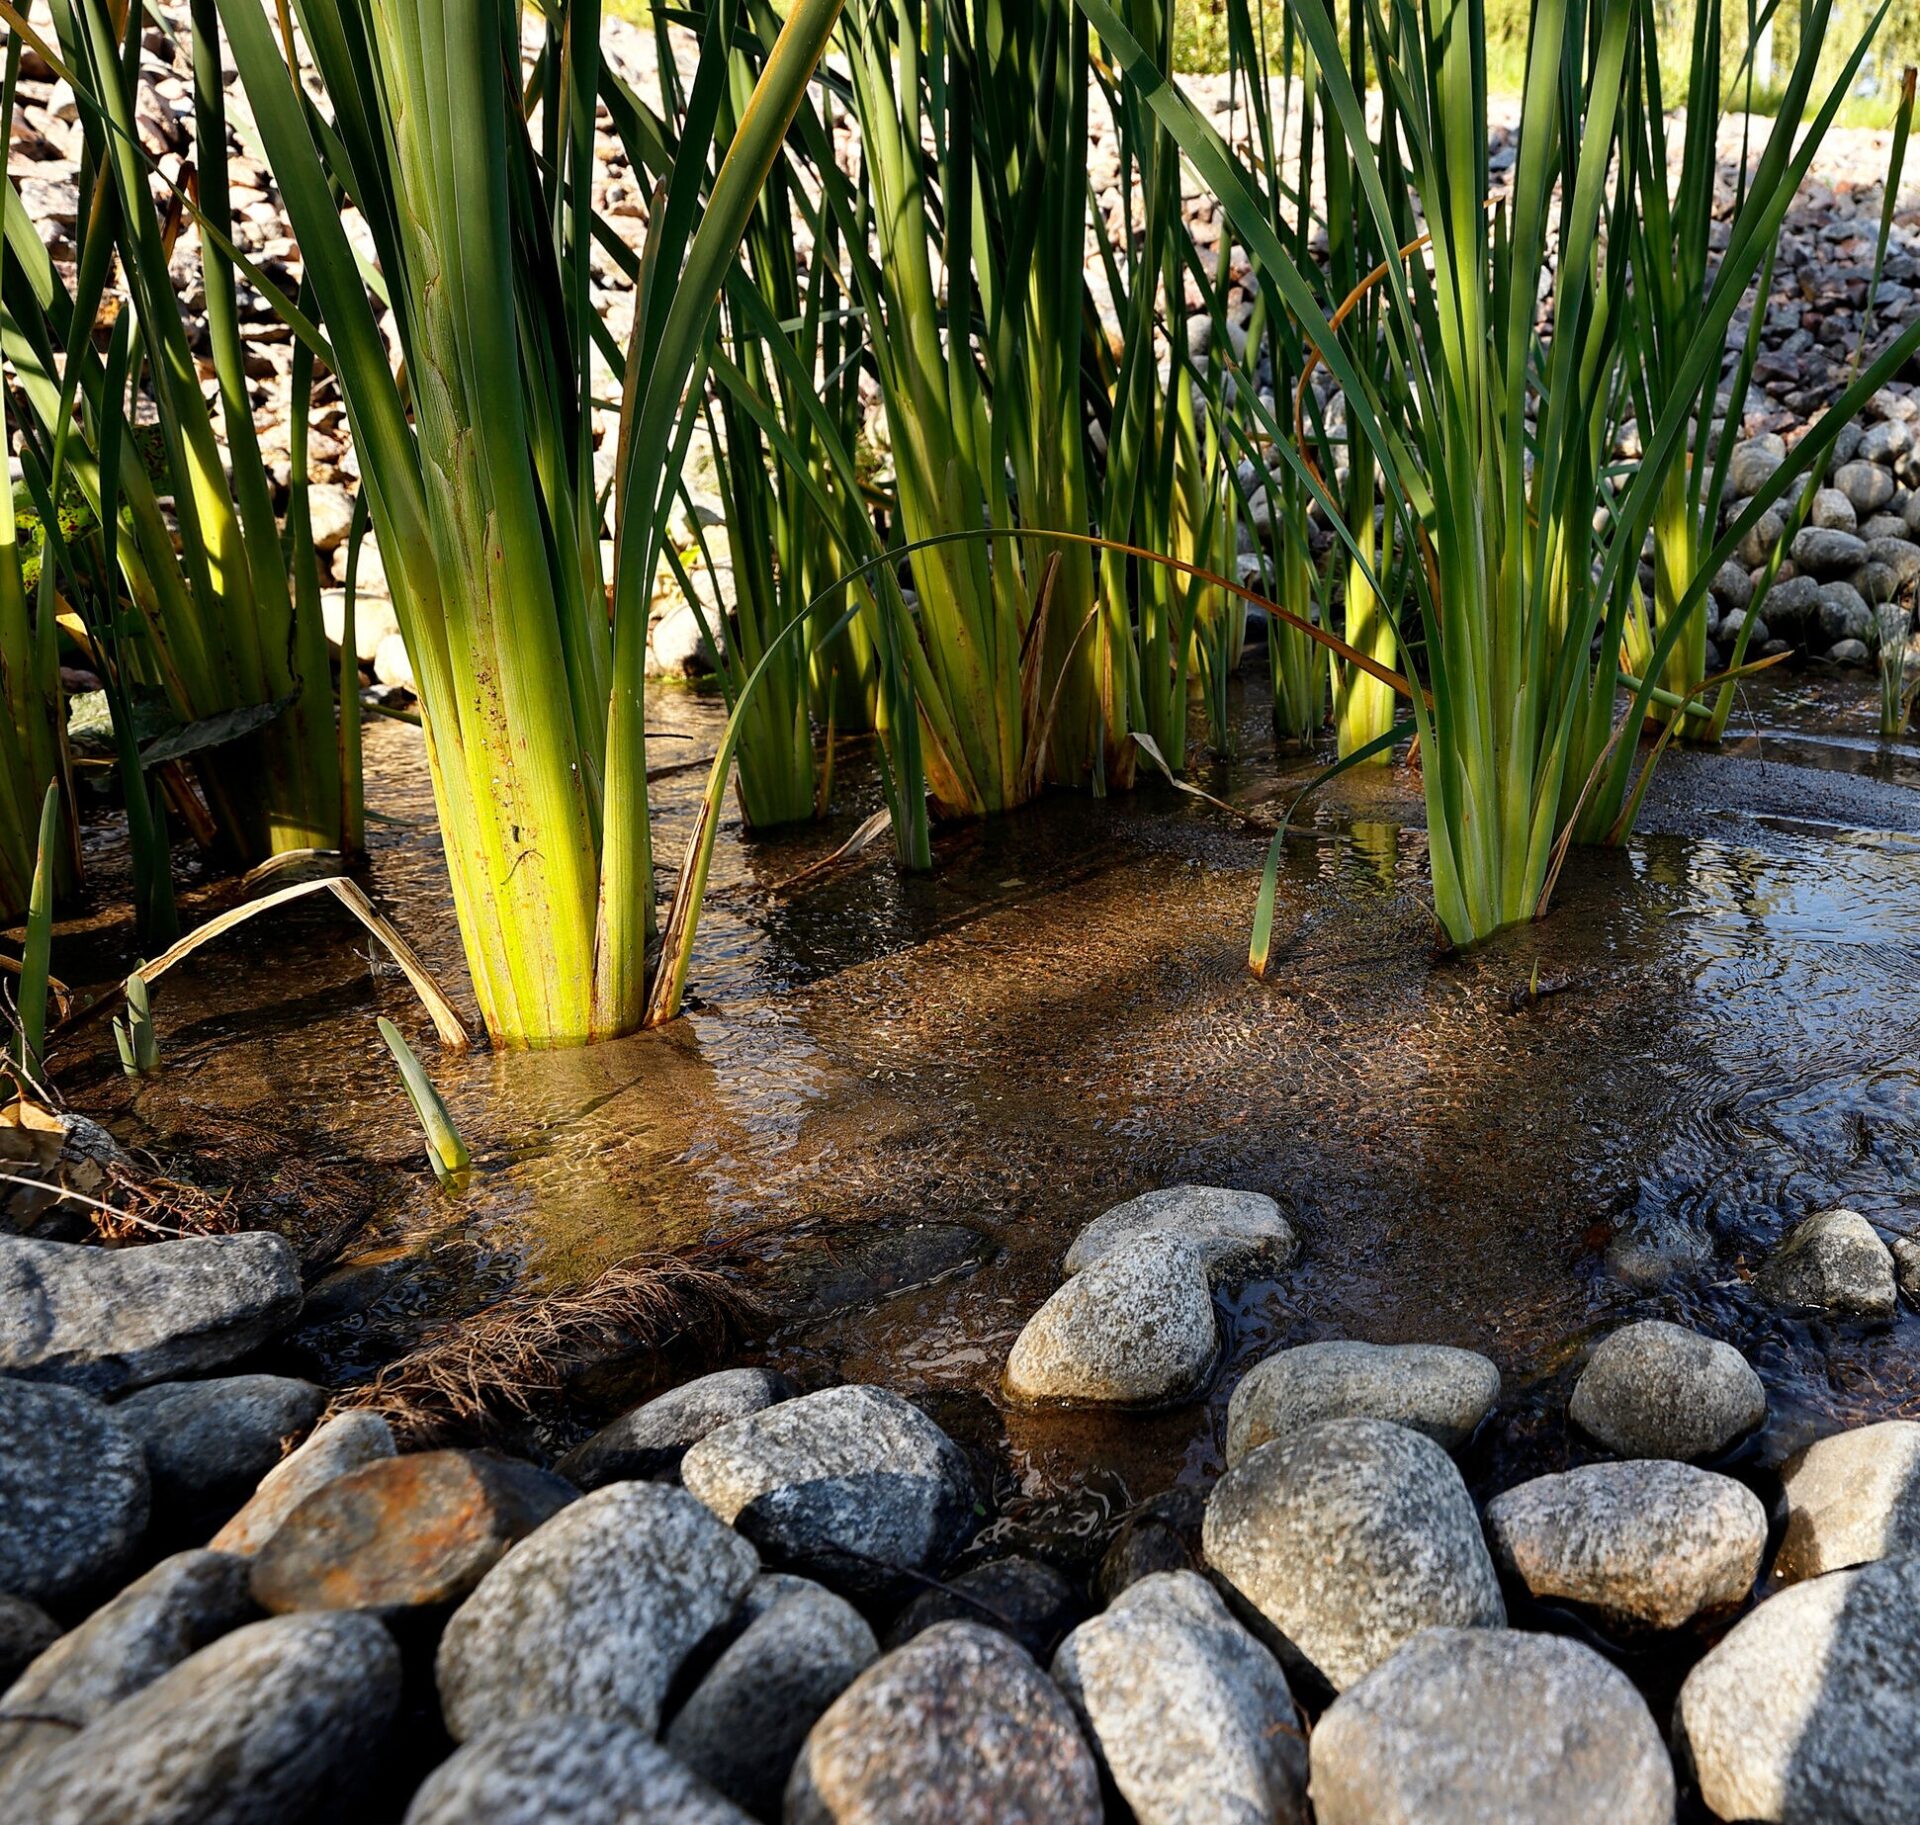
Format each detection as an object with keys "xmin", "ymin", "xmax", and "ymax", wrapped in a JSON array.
[{"xmin": 56, "ymin": 671, "xmax": 1920, "ymax": 1584}]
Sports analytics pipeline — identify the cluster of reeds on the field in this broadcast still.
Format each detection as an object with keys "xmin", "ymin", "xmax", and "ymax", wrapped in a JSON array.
[{"xmin": 8, "ymin": 0, "xmax": 1920, "ymax": 1058}]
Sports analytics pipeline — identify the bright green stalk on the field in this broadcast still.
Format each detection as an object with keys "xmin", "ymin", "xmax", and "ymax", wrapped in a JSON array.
[
  {"xmin": 840, "ymin": 0, "xmax": 1030, "ymax": 816},
  {"xmin": 12, "ymin": 782, "xmax": 59, "ymax": 1076},
  {"xmin": 379, "ymin": 1015, "xmax": 469, "ymax": 1186},
  {"xmin": 216, "ymin": 0, "xmax": 842, "ymax": 1043}
]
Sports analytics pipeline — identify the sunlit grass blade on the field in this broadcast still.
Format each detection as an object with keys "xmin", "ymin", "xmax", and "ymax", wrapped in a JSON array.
[{"xmin": 378, "ymin": 1016, "xmax": 470, "ymax": 1188}]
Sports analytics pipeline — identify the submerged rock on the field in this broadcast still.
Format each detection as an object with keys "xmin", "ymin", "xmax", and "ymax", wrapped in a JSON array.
[
  {"xmin": 1062, "ymin": 1185, "xmax": 1297, "ymax": 1286},
  {"xmin": 1225, "ymin": 1339, "xmax": 1500, "ymax": 1464},
  {"xmin": 0, "ymin": 1550, "xmax": 255, "ymax": 1787},
  {"xmin": 1567, "ymin": 1320, "xmax": 1766, "ymax": 1461},
  {"xmin": 437, "ymin": 1479, "xmax": 757, "ymax": 1740},
  {"xmin": 1894, "ymin": 1236, "xmax": 1920, "ymax": 1307},
  {"xmin": 680, "ymin": 1385, "xmax": 973, "ymax": 1600},
  {"xmin": 1053, "ymin": 1571, "xmax": 1307, "ymax": 1825},
  {"xmin": 113, "ymin": 1375, "xmax": 325, "ymax": 1525},
  {"xmin": 1095, "ymin": 1487, "xmax": 1205, "ymax": 1603},
  {"xmin": 1310, "ymin": 1628, "xmax": 1675, "ymax": 1825},
  {"xmin": 1773, "ymin": 1420, "xmax": 1920, "ymax": 1583},
  {"xmin": 209, "ymin": 1410, "xmax": 396, "ymax": 1556},
  {"xmin": 886, "ymin": 1555, "xmax": 1082, "ymax": 1664},
  {"xmin": 251, "ymin": 1450, "xmax": 576, "ymax": 1614},
  {"xmin": 557, "ymin": 1367, "xmax": 796, "ymax": 1488},
  {"xmin": 0, "ymin": 1233, "xmax": 303, "ymax": 1395},
  {"xmin": 1754, "ymin": 1210, "xmax": 1896, "ymax": 1319},
  {"xmin": 1674, "ymin": 1554, "xmax": 1920, "ymax": 1823},
  {"xmin": 1485, "ymin": 1460, "xmax": 1767, "ymax": 1632},
  {"xmin": 1005, "ymin": 1233, "xmax": 1218, "ymax": 1408},
  {"xmin": 13, "ymin": 1612, "xmax": 401, "ymax": 1825},
  {"xmin": 406, "ymin": 1717, "xmax": 754, "ymax": 1825},
  {"xmin": 1202, "ymin": 1418, "xmax": 1505, "ymax": 1692},
  {"xmin": 0, "ymin": 1378, "xmax": 149, "ymax": 1607},
  {"xmin": 665, "ymin": 1573, "xmax": 878, "ymax": 1818},
  {"xmin": 786, "ymin": 1621, "xmax": 1101, "ymax": 1825}
]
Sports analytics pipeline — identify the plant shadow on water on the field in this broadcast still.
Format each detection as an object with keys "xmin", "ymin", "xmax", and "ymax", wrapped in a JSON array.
[{"xmin": 60, "ymin": 675, "xmax": 1920, "ymax": 1566}]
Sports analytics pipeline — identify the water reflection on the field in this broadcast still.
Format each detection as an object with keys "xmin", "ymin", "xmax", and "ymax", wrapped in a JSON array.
[{"xmin": 58, "ymin": 677, "xmax": 1920, "ymax": 1531}]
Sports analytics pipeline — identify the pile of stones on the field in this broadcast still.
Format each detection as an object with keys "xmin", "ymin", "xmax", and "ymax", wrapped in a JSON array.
[{"xmin": 4, "ymin": 1187, "xmax": 1920, "ymax": 1821}]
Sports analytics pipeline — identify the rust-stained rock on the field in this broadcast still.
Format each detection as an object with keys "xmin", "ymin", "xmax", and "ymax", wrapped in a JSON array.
[{"xmin": 249, "ymin": 1450, "xmax": 576, "ymax": 1614}]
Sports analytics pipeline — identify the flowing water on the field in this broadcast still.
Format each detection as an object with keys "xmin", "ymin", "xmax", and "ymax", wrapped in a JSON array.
[{"xmin": 55, "ymin": 671, "xmax": 1920, "ymax": 1585}]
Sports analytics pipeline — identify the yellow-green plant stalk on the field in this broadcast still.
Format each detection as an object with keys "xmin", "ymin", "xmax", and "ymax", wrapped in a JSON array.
[
  {"xmin": 0, "ymin": 42, "xmax": 66, "ymax": 921},
  {"xmin": 216, "ymin": 0, "xmax": 845, "ymax": 1043},
  {"xmin": 1086, "ymin": 0, "xmax": 1920, "ymax": 948}
]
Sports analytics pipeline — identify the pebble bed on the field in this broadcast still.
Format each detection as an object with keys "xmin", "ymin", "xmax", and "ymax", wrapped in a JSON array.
[{"xmin": 3, "ymin": 1182, "xmax": 1919, "ymax": 1822}]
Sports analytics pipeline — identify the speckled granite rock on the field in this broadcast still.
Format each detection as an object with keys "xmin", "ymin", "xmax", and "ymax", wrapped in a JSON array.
[
  {"xmin": 786, "ymin": 1621, "xmax": 1101, "ymax": 1824},
  {"xmin": 0, "ymin": 1378, "xmax": 149, "ymax": 1607},
  {"xmin": 680, "ymin": 1386, "xmax": 973, "ymax": 1600},
  {"xmin": 0, "ymin": 1233, "xmax": 302, "ymax": 1394},
  {"xmin": 12, "ymin": 1612, "xmax": 400, "ymax": 1825},
  {"xmin": 1773, "ymin": 1420, "xmax": 1920, "ymax": 1583},
  {"xmin": 1053, "ymin": 1571, "xmax": 1307, "ymax": 1825},
  {"xmin": 1485, "ymin": 1460, "xmax": 1766, "ymax": 1631},
  {"xmin": 1062, "ymin": 1185, "xmax": 1297, "ymax": 1286},
  {"xmin": 1311, "ymin": 1628, "xmax": 1675, "ymax": 1825},
  {"xmin": 1005, "ymin": 1234, "xmax": 1218, "ymax": 1407},
  {"xmin": 436, "ymin": 1480, "xmax": 757, "ymax": 1739},
  {"xmin": 1226, "ymin": 1340, "xmax": 1500, "ymax": 1463},
  {"xmin": 1568, "ymin": 1321, "xmax": 1766, "ymax": 1461},
  {"xmin": 404, "ymin": 1716, "xmax": 754, "ymax": 1824},
  {"xmin": 665, "ymin": 1572, "xmax": 877, "ymax": 1817},
  {"xmin": 1674, "ymin": 1553, "xmax": 1920, "ymax": 1823},
  {"xmin": 0, "ymin": 1549, "xmax": 255, "ymax": 1787},
  {"xmin": 557, "ymin": 1368, "xmax": 796, "ymax": 1488},
  {"xmin": 1203, "ymin": 1418, "xmax": 1504, "ymax": 1692}
]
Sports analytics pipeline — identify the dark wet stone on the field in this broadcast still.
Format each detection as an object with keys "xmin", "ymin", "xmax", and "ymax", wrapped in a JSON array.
[
  {"xmin": 1568, "ymin": 1320, "xmax": 1766, "ymax": 1461},
  {"xmin": 886, "ymin": 1555, "xmax": 1082, "ymax": 1663},
  {"xmin": 406, "ymin": 1716, "xmax": 754, "ymax": 1823},
  {"xmin": 250, "ymin": 1449, "xmax": 576, "ymax": 1614},
  {"xmin": 437, "ymin": 1480, "xmax": 757, "ymax": 1740},
  {"xmin": 113, "ymin": 1375, "xmax": 325, "ymax": 1525},
  {"xmin": 210, "ymin": 1411, "xmax": 396, "ymax": 1556},
  {"xmin": 1005, "ymin": 1234, "xmax": 1218, "ymax": 1407},
  {"xmin": 557, "ymin": 1368, "xmax": 796, "ymax": 1488},
  {"xmin": 13, "ymin": 1612, "xmax": 401, "ymax": 1825},
  {"xmin": 747, "ymin": 1224, "xmax": 992, "ymax": 1323},
  {"xmin": 1225, "ymin": 1339, "xmax": 1500, "ymax": 1464},
  {"xmin": 1485, "ymin": 1460, "xmax": 1766, "ymax": 1632},
  {"xmin": 0, "ymin": 1591, "xmax": 59, "ymax": 1685},
  {"xmin": 680, "ymin": 1385, "xmax": 974, "ymax": 1601},
  {"xmin": 1062, "ymin": 1185, "xmax": 1297, "ymax": 1287},
  {"xmin": 0, "ymin": 1550, "xmax": 255, "ymax": 1788},
  {"xmin": 0, "ymin": 1233, "xmax": 303, "ymax": 1395},
  {"xmin": 0, "ymin": 1378, "xmax": 149, "ymax": 1607},
  {"xmin": 1774, "ymin": 1420, "xmax": 1920, "ymax": 1583},
  {"xmin": 1311, "ymin": 1628, "xmax": 1674, "ymax": 1825},
  {"xmin": 1675, "ymin": 1554, "xmax": 1920, "ymax": 1823},
  {"xmin": 1054, "ymin": 1571, "xmax": 1307, "ymax": 1825},
  {"xmin": 1202, "ymin": 1418, "xmax": 1504, "ymax": 1692},
  {"xmin": 665, "ymin": 1573, "xmax": 877, "ymax": 1818},
  {"xmin": 1095, "ymin": 1486, "xmax": 1205, "ymax": 1604},
  {"xmin": 1755, "ymin": 1209, "xmax": 1896, "ymax": 1319},
  {"xmin": 786, "ymin": 1621, "xmax": 1101, "ymax": 1824}
]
